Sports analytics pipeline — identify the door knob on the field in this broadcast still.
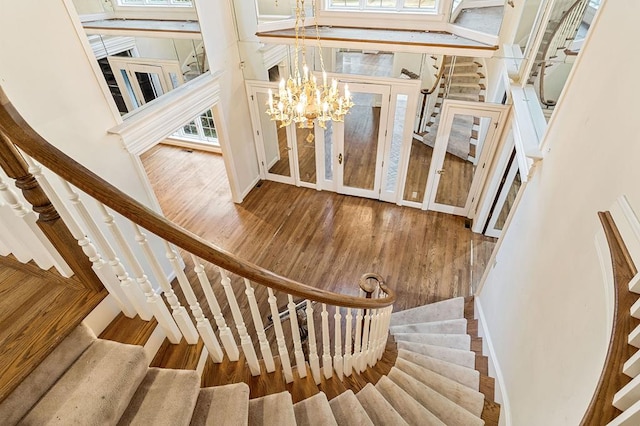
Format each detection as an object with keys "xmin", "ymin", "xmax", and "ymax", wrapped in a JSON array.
[
  {"xmin": 338, "ymin": 153, "xmax": 343, "ymax": 164},
  {"xmin": 437, "ymin": 169, "xmax": 445, "ymax": 174}
]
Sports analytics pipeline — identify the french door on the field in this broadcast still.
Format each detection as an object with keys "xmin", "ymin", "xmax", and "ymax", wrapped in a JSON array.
[
  {"xmin": 108, "ymin": 57, "xmax": 183, "ymax": 112},
  {"xmin": 423, "ymin": 100, "xmax": 509, "ymax": 216},
  {"xmin": 335, "ymin": 83, "xmax": 390, "ymax": 199}
]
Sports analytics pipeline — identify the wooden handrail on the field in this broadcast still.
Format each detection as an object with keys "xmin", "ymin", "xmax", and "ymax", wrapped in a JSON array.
[
  {"xmin": 0, "ymin": 88, "xmax": 395, "ymax": 310},
  {"xmin": 581, "ymin": 211, "xmax": 639, "ymax": 425},
  {"xmin": 423, "ymin": 55, "xmax": 447, "ymax": 95}
]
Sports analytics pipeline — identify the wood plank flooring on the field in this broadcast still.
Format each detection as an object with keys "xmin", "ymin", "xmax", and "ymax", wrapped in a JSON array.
[
  {"xmin": 0, "ymin": 256, "xmax": 106, "ymax": 402},
  {"xmin": 141, "ymin": 144, "xmax": 495, "ymax": 310}
]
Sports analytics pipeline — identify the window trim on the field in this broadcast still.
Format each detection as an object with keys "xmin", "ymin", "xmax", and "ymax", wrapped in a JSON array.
[{"xmin": 116, "ymin": 0, "xmax": 194, "ymax": 7}]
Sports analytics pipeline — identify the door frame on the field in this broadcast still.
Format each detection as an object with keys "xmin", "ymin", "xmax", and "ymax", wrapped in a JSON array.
[
  {"xmin": 423, "ymin": 100, "xmax": 510, "ymax": 217},
  {"xmin": 335, "ymin": 82, "xmax": 391, "ymax": 199}
]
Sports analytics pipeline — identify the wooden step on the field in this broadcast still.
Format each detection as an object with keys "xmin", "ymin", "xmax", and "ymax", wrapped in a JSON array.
[
  {"xmin": 150, "ymin": 337, "xmax": 204, "ymax": 370},
  {"xmin": 482, "ymin": 400, "xmax": 501, "ymax": 426},
  {"xmin": 99, "ymin": 313, "xmax": 157, "ymax": 346}
]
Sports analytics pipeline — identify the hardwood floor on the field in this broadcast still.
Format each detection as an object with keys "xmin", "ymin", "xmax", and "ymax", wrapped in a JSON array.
[
  {"xmin": 141, "ymin": 144, "xmax": 495, "ymax": 310},
  {"xmin": 0, "ymin": 256, "xmax": 106, "ymax": 402},
  {"xmin": 403, "ymin": 138, "xmax": 432, "ymax": 202}
]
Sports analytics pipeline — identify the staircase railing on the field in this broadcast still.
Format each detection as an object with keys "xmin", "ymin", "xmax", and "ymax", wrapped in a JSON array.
[
  {"xmin": 581, "ymin": 211, "xmax": 639, "ymax": 425},
  {"xmin": 0, "ymin": 87, "xmax": 395, "ymax": 384},
  {"xmin": 415, "ymin": 55, "xmax": 447, "ymax": 135},
  {"xmin": 536, "ymin": 0, "xmax": 589, "ymax": 107}
]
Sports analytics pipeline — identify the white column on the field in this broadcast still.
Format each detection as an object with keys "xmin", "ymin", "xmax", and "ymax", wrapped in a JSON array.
[
  {"xmin": 219, "ymin": 268, "xmax": 260, "ymax": 375},
  {"xmin": 288, "ymin": 295, "xmax": 308, "ymax": 378},
  {"xmin": 192, "ymin": 255, "xmax": 239, "ymax": 361},
  {"xmin": 134, "ymin": 225, "xmax": 194, "ymax": 343},
  {"xmin": 61, "ymin": 181, "xmax": 144, "ymax": 318},
  {"xmin": 268, "ymin": 287, "xmax": 293, "ymax": 383},
  {"xmin": 321, "ymin": 303, "xmax": 333, "ymax": 379},
  {"xmin": 165, "ymin": 243, "xmax": 223, "ymax": 361},
  {"xmin": 245, "ymin": 279, "xmax": 275, "ymax": 372},
  {"xmin": 306, "ymin": 299, "xmax": 321, "ymax": 384}
]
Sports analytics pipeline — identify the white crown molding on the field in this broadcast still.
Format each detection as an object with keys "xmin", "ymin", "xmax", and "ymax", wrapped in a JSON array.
[{"xmin": 108, "ymin": 72, "xmax": 221, "ymax": 155}]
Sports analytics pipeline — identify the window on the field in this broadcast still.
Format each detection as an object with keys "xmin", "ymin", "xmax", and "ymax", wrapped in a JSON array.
[
  {"xmin": 118, "ymin": 0, "xmax": 193, "ymax": 6},
  {"xmin": 588, "ymin": 0, "xmax": 601, "ymax": 9},
  {"xmin": 173, "ymin": 110, "xmax": 219, "ymax": 146},
  {"xmin": 328, "ymin": 0, "xmax": 436, "ymax": 11}
]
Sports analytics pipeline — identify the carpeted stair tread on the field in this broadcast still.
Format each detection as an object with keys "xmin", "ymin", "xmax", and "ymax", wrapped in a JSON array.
[
  {"xmin": 0, "ymin": 323, "xmax": 96, "ymax": 425},
  {"xmin": 20, "ymin": 339, "xmax": 147, "ymax": 426},
  {"xmin": 396, "ymin": 341, "xmax": 476, "ymax": 369},
  {"xmin": 375, "ymin": 376, "xmax": 445, "ymax": 426},
  {"xmin": 117, "ymin": 368, "xmax": 200, "ymax": 426},
  {"xmin": 190, "ymin": 383, "xmax": 249, "ymax": 426},
  {"xmin": 356, "ymin": 383, "xmax": 408, "ymax": 426},
  {"xmin": 390, "ymin": 319, "xmax": 468, "ymax": 335},
  {"xmin": 328, "ymin": 389, "xmax": 373, "ymax": 426},
  {"xmin": 395, "ymin": 357, "xmax": 484, "ymax": 416},
  {"xmin": 392, "ymin": 333, "xmax": 471, "ymax": 350},
  {"xmin": 398, "ymin": 349, "xmax": 480, "ymax": 390},
  {"xmin": 388, "ymin": 367, "xmax": 483, "ymax": 426},
  {"xmin": 390, "ymin": 297, "xmax": 464, "ymax": 326},
  {"xmin": 293, "ymin": 392, "xmax": 337, "ymax": 426},
  {"xmin": 248, "ymin": 391, "xmax": 296, "ymax": 426}
]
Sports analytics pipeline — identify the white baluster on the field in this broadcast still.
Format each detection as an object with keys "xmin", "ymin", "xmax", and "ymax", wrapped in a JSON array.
[
  {"xmin": 131, "ymin": 225, "xmax": 193, "ymax": 343},
  {"xmin": 343, "ymin": 307, "xmax": 353, "ymax": 377},
  {"xmin": 165, "ymin": 243, "xmax": 223, "ymax": 361},
  {"xmin": 368, "ymin": 309, "xmax": 380, "ymax": 367},
  {"xmin": 218, "ymin": 268, "xmax": 260, "ymax": 375},
  {"xmin": 0, "ymin": 175, "xmax": 54, "ymax": 270},
  {"xmin": 288, "ymin": 295, "xmax": 307, "ymax": 378},
  {"xmin": 191, "ymin": 255, "xmax": 239, "ymax": 361},
  {"xmin": 268, "ymin": 287, "xmax": 293, "ymax": 383},
  {"xmin": 360, "ymin": 308, "xmax": 371, "ymax": 372},
  {"xmin": 321, "ymin": 303, "xmax": 333, "ymax": 379},
  {"xmin": 305, "ymin": 299, "xmax": 321, "ymax": 384},
  {"xmin": 23, "ymin": 158, "xmax": 135, "ymax": 315},
  {"xmin": 379, "ymin": 306, "xmax": 393, "ymax": 360},
  {"xmin": 96, "ymin": 202, "xmax": 165, "ymax": 324},
  {"xmin": 353, "ymin": 307, "xmax": 363, "ymax": 374},
  {"xmin": 333, "ymin": 306, "xmax": 343, "ymax": 379},
  {"xmin": 244, "ymin": 278, "xmax": 275, "ymax": 372},
  {"xmin": 61, "ymin": 181, "xmax": 144, "ymax": 318}
]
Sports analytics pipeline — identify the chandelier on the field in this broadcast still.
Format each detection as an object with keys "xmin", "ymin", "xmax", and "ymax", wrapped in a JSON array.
[{"xmin": 265, "ymin": 0, "xmax": 354, "ymax": 129}]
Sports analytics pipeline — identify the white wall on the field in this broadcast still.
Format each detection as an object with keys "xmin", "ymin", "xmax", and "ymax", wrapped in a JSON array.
[
  {"xmin": 0, "ymin": 0, "xmax": 174, "ymax": 284},
  {"xmin": 194, "ymin": 0, "xmax": 261, "ymax": 197},
  {"xmin": 478, "ymin": 1, "xmax": 640, "ymax": 424}
]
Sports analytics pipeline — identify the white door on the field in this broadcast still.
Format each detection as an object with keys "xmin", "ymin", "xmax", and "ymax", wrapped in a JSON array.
[
  {"xmin": 424, "ymin": 100, "xmax": 509, "ymax": 216},
  {"xmin": 248, "ymin": 86, "xmax": 296, "ymax": 184},
  {"xmin": 335, "ymin": 83, "xmax": 390, "ymax": 199},
  {"xmin": 483, "ymin": 148, "xmax": 522, "ymax": 237}
]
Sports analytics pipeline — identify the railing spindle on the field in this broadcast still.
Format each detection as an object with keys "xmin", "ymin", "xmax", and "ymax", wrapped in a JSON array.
[
  {"xmin": 305, "ymin": 299, "xmax": 321, "ymax": 384},
  {"xmin": 333, "ymin": 306, "xmax": 343, "ymax": 379},
  {"xmin": 133, "ymin": 225, "xmax": 194, "ymax": 343},
  {"xmin": 23, "ymin": 157, "xmax": 134, "ymax": 315},
  {"xmin": 287, "ymin": 295, "xmax": 307, "ymax": 378},
  {"xmin": 321, "ymin": 303, "xmax": 333, "ymax": 379},
  {"xmin": 267, "ymin": 287, "xmax": 293, "ymax": 382},
  {"xmin": 353, "ymin": 307, "xmax": 363, "ymax": 374},
  {"xmin": 191, "ymin": 255, "xmax": 239, "ymax": 361},
  {"xmin": 343, "ymin": 307, "xmax": 353, "ymax": 377},
  {"xmin": 61, "ymin": 181, "xmax": 145, "ymax": 317},
  {"xmin": 165, "ymin": 242, "xmax": 222, "ymax": 359},
  {"xmin": 245, "ymin": 278, "xmax": 275, "ymax": 372},
  {"xmin": 360, "ymin": 308, "xmax": 371, "ymax": 372},
  {"xmin": 219, "ymin": 268, "xmax": 260, "ymax": 375}
]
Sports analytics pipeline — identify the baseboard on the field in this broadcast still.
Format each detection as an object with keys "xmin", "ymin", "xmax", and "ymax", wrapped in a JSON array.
[
  {"xmin": 476, "ymin": 297, "xmax": 512, "ymax": 426},
  {"xmin": 83, "ymin": 295, "xmax": 121, "ymax": 337},
  {"xmin": 240, "ymin": 175, "xmax": 261, "ymax": 202}
]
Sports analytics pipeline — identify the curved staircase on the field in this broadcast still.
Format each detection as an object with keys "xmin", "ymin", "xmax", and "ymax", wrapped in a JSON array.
[{"xmin": 0, "ymin": 297, "xmax": 500, "ymax": 425}]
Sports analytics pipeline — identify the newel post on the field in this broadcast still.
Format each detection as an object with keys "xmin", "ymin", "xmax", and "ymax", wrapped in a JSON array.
[{"xmin": 0, "ymin": 130, "xmax": 104, "ymax": 292}]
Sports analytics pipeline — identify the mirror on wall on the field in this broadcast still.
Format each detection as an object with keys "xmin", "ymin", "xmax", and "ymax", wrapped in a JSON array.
[{"xmin": 449, "ymin": 0, "xmax": 506, "ymax": 36}]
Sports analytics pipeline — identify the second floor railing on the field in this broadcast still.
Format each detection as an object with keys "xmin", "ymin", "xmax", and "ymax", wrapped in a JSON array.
[{"xmin": 0, "ymin": 86, "xmax": 395, "ymax": 384}]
